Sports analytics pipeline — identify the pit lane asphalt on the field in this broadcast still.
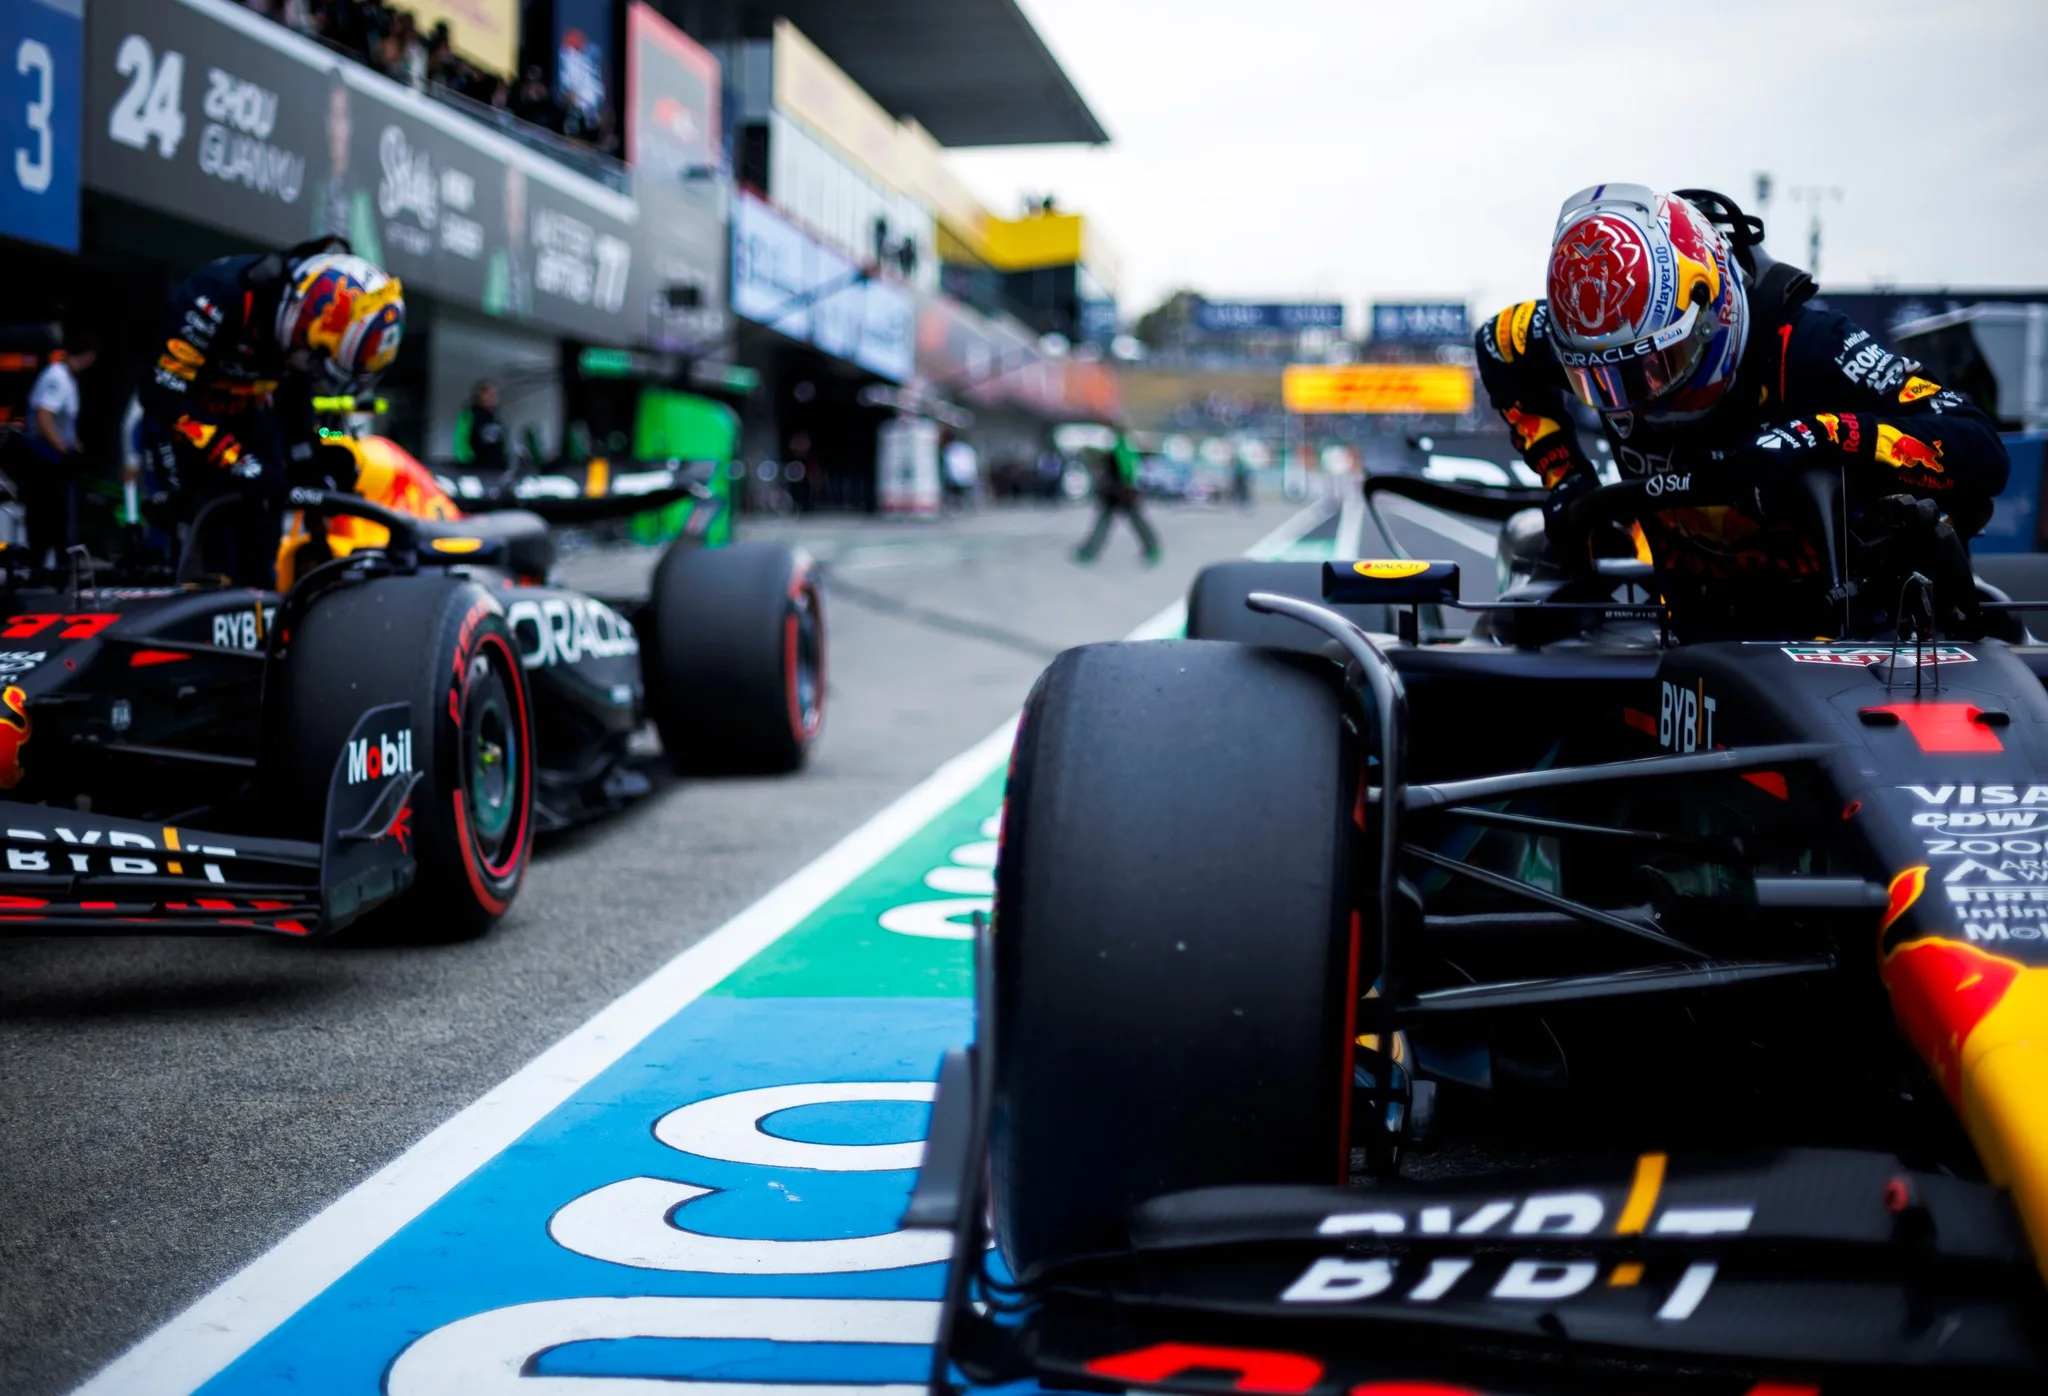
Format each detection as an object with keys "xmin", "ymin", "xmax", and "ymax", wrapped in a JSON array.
[{"xmin": 0, "ymin": 493, "xmax": 1493, "ymax": 1394}]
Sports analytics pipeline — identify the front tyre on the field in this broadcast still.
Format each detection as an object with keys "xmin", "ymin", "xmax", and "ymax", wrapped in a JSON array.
[
  {"xmin": 267, "ymin": 575, "xmax": 536, "ymax": 939},
  {"xmin": 645, "ymin": 540, "xmax": 824, "ymax": 775},
  {"xmin": 991, "ymin": 639, "xmax": 1357, "ymax": 1284}
]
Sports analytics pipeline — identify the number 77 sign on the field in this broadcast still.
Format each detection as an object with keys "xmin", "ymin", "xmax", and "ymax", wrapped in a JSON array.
[{"xmin": 0, "ymin": 0, "xmax": 81, "ymax": 253}]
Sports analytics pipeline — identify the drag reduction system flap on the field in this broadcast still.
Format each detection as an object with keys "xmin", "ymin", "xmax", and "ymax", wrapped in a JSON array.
[{"xmin": 1323, "ymin": 559, "xmax": 1461, "ymax": 606}]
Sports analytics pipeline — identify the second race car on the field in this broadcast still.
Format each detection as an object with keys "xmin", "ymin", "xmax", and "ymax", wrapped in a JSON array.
[{"xmin": 0, "ymin": 430, "xmax": 821, "ymax": 944}]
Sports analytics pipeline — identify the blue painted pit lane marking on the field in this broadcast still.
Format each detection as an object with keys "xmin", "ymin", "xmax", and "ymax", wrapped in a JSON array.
[
  {"xmin": 74, "ymin": 501, "xmax": 1336, "ymax": 1396},
  {"xmin": 202, "ymin": 998, "xmax": 966, "ymax": 1393}
]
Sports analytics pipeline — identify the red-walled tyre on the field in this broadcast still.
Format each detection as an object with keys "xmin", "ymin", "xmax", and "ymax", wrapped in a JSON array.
[
  {"xmin": 266, "ymin": 575, "xmax": 536, "ymax": 940},
  {"xmin": 645, "ymin": 540, "xmax": 824, "ymax": 775}
]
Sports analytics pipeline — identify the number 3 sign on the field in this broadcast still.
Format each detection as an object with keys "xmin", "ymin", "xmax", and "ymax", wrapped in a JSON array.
[{"xmin": 1, "ymin": 0, "xmax": 80, "ymax": 253}]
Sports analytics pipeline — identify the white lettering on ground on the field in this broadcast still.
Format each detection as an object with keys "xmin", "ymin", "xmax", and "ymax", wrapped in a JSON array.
[
  {"xmin": 923, "ymin": 865, "xmax": 993, "ymax": 895},
  {"xmin": 386, "ymin": 1296, "xmax": 938, "ymax": 1396},
  {"xmin": 878, "ymin": 899, "xmax": 988, "ymax": 940},
  {"xmin": 652, "ymin": 1082, "xmax": 933, "ymax": 1172},
  {"xmin": 947, "ymin": 841, "xmax": 999, "ymax": 869},
  {"xmin": 549, "ymin": 1178, "xmax": 950, "ymax": 1274}
]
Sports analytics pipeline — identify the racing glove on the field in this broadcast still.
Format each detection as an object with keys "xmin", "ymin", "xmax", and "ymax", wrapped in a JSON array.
[
  {"xmin": 1698, "ymin": 420, "xmax": 1841, "ymax": 522},
  {"xmin": 1542, "ymin": 468, "xmax": 1600, "ymax": 571},
  {"xmin": 204, "ymin": 431, "xmax": 264, "ymax": 483}
]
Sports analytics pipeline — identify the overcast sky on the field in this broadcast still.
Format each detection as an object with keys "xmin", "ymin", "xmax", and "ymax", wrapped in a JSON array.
[{"xmin": 945, "ymin": 0, "xmax": 2048, "ymax": 328}]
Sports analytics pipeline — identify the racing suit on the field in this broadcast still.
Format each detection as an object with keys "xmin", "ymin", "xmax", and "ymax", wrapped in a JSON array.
[
  {"xmin": 1475, "ymin": 276, "xmax": 2009, "ymax": 637},
  {"xmin": 137, "ymin": 250, "xmax": 320, "ymax": 586}
]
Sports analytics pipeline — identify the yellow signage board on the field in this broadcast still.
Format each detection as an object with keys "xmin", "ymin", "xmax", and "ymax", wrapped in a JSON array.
[
  {"xmin": 407, "ymin": 0, "xmax": 518, "ymax": 77},
  {"xmin": 1282, "ymin": 364, "xmax": 1474, "ymax": 415}
]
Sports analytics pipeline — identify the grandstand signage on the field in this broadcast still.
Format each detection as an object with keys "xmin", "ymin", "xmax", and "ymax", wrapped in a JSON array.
[
  {"xmin": 1282, "ymin": 364, "xmax": 1474, "ymax": 415},
  {"xmin": 1371, "ymin": 301, "xmax": 1470, "ymax": 343},
  {"xmin": 732, "ymin": 191, "xmax": 913, "ymax": 383},
  {"xmin": 1194, "ymin": 301, "xmax": 1345, "ymax": 334},
  {"xmin": 626, "ymin": 4, "xmax": 720, "ymax": 182},
  {"xmin": 83, "ymin": 0, "xmax": 721, "ymax": 346}
]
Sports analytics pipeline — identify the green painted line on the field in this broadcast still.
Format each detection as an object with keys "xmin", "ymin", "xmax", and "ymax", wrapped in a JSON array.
[{"xmin": 716, "ymin": 768, "xmax": 1004, "ymax": 998}]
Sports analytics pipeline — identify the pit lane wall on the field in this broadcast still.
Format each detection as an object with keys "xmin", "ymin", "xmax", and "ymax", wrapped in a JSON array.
[{"xmin": 81, "ymin": 0, "xmax": 727, "ymax": 351}]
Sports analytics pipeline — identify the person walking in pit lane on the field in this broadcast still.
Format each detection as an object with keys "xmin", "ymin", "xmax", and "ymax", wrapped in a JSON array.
[{"xmin": 1074, "ymin": 428, "xmax": 1161, "ymax": 565}]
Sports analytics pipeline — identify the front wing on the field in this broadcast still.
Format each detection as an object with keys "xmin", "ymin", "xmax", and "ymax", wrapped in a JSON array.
[
  {"xmin": 0, "ymin": 704, "xmax": 418, "ymax": 938},
  {"xmin": 913, "ymin": 1046, "xmax": 2048, "ymax": 1393}
]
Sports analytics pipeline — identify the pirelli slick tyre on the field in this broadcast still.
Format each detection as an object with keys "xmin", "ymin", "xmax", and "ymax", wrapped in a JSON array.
[
  {"xmin": 645, "ymin": 540, "xmax": 823, "ymax": 775},
  {"xmin": 1187, "ymin": 559, "xmax": 1392, "ymax": 651},
  {"xmin": 990, "ymin": 639, "xmax": 1357, "ymax": 1285},
  {"xmin": 266, "ymin": 574, "xmax": 535, "ymax": 940}
]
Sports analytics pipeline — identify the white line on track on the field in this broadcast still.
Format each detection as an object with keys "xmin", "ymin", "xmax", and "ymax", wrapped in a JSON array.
[
  {"xmin": 1375, "ymin": 493, "xmax": 1502, "ymax": 562},
  {"xmin": 1334, "ymin": 483, "xmax": 1366, "ymax": 560},
  {"xmin": 74, "ymin": 499, "xmax": 1336, "ymax": 1396}
]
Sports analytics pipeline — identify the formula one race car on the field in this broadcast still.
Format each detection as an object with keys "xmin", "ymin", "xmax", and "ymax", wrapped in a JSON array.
[
  {"xmin": 910, "ymin": 469, "xmax": 2048, "ymax": 1392},
  {"xmin": 0, "ymin": 434, "xmax": 820, "ymax": 944}
]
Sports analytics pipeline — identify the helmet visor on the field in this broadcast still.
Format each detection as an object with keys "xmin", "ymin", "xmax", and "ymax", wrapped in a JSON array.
[{"xmin": 1560, "ymin": 301, "xmax": 1710, "ymax": 414}]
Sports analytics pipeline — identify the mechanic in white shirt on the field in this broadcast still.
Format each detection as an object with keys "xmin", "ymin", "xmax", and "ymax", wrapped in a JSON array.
[{"xmin": 22, "ymin": 334, "xmax": 97, "ymax": 565}]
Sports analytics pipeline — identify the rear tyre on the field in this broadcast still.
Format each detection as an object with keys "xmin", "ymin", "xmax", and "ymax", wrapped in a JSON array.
[
  {"xmin": 991, "ymin": 639, "xmax": 1357, "ymax": 1284},
  {"xmin": 1187, "ymin": 559, "xmax": 1391, "ymax": 650},
  {"xmin": 645, "ymin": 540, "xmax": 824, "ymax": 775},
  {"xmin": 267, "ymin": 575, "xmax": 535, "ymax": 940}
]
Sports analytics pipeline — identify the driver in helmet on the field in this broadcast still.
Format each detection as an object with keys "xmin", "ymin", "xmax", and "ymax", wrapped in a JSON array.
[
  {"xmin": 1476, "ymin": 185, "xmax": 2007, "ymax": 636},
  {"xmin": 138, "ymin": 236, "xmax": 403, "ymax": 586}
]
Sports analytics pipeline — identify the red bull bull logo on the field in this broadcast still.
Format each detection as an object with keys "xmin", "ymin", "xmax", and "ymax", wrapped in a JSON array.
[
  {"xmin": 1880, "ymin": 930, "xmax": 2048, "ymax": 1279},
  {"xmin": 1876, "ymin": 423, "xmax": 1944, "ymax": 474},
  {"xmin": 0, "ymin": 685, "xmax": 29, "ymax": 789},
  {"xmin": 1882, "ymin": 936, "xmax": 2022, "ymax": 1104}
]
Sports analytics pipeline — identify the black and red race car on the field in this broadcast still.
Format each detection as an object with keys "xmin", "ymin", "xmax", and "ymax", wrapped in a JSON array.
[
  {"xmin": 0, "ymin": 433, "xmax": 821, "ymax": 942},
  {"xmin": 911, "ymin": 469, "xmax": 2048, "ymax": 1393}
]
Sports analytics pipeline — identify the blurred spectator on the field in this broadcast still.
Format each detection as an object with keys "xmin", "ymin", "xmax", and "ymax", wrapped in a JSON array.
[
  {"xmin": 512, "ymin": 66, "xmax": 557, "ymax": 131},
  {"xmin": 396, "ymin": 14, "xmax": 428, "ymax": 88},
  {"xmin": 593, "ymin": 107, "xmax": 622, "ymax": 160},
  {"xmin": 232, "ymin": 0, "xmax": 605, "ymax": 154},
  {"xmin": 454, "ymin": 381, "xmax": 507, "ymax": 474}
]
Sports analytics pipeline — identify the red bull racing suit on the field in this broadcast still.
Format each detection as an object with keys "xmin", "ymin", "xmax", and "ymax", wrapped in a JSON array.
[
  {"xmin": 138, "ymin": 250, "xmax": 321, "ymax": 586},
  {"xmin": 1475, "ymin": 282, "xmax": 2009, "ymax": 636}
]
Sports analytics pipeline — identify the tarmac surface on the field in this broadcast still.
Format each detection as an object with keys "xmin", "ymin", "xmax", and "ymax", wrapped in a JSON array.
[{"xmin": 0, "ymin": 495, "xmax": 1419, "ymax": 1395}]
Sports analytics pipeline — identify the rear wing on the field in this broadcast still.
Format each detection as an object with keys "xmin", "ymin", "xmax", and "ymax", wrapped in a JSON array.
[{"xmin": 434, "ymin": 458, "xmax": 719, "ymax": 526}]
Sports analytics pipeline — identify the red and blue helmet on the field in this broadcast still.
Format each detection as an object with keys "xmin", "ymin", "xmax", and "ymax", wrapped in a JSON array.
[
  {"xmin": 276, "ymin": 253, "xmax": 405, "ymax": 387},
  {"xmin": 1546, "ymin": 185, "xmax": 1748, "ymax": 422}
]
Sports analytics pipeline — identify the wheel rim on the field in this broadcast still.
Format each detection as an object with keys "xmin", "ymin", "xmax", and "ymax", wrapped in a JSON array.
[
  {"xmin": 787, "ymin": 586, "xmax": 823, "ymax": 740},
  {"xmin": 463, "ymin": 651, "xmax": 519, "ymax": 859}
]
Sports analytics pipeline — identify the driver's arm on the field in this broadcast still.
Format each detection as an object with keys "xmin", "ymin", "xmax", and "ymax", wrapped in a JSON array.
[
  {"xmin": 1475, "ymin": 300, "xmax": 1601, "ymax": 543},
  {"xmin": 137, "ymin": 273, "xmax": 262, "ymax": 480},
  {"xmin": 1758, "ymin": 306, "xmax": 2009, "ymax": 526}
]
